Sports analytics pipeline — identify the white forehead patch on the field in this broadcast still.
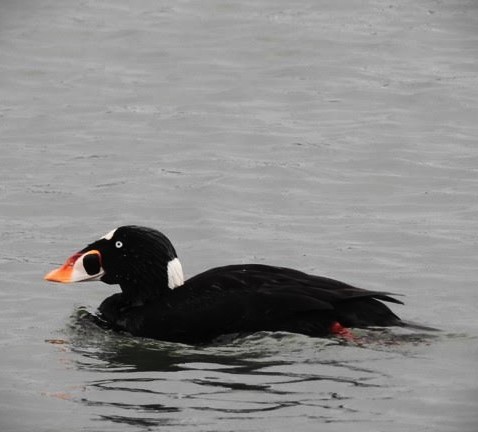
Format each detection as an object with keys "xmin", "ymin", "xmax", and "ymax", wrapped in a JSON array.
[
  {"xmin": 167, "ymin": 258, "xmax": 184, "ymax": 289},
  {"xmin": 101, "ymin": 228, "xmax": 118, "ymax": 241}
]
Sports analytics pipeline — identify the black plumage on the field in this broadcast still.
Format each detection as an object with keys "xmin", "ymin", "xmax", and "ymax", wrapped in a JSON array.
[
  {"xmin": 99, "ymin": 263, "xmax": 403, "ymax": 343},
  {"xmin": 45, "ymin": 225, "xmax": 412, "ymax": 344}
]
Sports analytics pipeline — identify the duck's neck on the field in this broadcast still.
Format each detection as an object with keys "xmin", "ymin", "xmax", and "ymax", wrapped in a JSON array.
[
  {"xmin": 119, "ymin": 281, "xmax": 172, "ymax": 305},
  {"xmin": 118, "ymin": 258, "xmax": 185, "ymax": 305}
]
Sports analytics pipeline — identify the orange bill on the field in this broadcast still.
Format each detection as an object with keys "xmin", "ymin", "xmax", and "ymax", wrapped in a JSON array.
[{"xmin": 44, "ymin": 250, "xmax": 103, "ymax": 283}]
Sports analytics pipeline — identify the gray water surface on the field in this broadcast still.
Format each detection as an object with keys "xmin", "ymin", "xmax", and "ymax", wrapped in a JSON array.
[{"xmin": 1, "ymin": 0, "xmax": 478, "ymax": 431}]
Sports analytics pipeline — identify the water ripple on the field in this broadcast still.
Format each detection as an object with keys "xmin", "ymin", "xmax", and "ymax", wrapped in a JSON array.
[{"xmin": 40, "ymin": 307, "xmax": 443, "ymax": 429}]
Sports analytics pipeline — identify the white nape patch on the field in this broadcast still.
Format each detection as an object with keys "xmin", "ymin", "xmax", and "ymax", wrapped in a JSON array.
[
  {"xmin": 167, "ymin": 258, "xmax": 184, "ymax": 289},
  {"xmin": 101, "ymin": 228, "xmax": 117, "ymax": 241}
]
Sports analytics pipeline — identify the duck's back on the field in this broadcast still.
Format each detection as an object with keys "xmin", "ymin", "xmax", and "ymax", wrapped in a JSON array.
[{"xmin": 99, "ymin": 264, "xmax": 403, "ymax": 343}]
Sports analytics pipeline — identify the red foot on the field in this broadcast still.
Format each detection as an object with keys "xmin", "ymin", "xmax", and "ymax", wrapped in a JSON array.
[{"xmin": 329, "ymin": 321, "xmax": 355, "ymax": 341}]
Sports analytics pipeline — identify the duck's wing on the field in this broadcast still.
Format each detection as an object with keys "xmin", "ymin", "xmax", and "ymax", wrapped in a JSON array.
[
  {"xmin": 255, "ymin": 282, "xmax": 402, "ymax": 329},
  {"xmin": 251, "ymin": 265, "xmax": 403, "ymax": 328},
  {"xmin": 125, "ymin": 264, "xmax": 403, "ymax": 342},
  {"xmin": 124, "ymin": 282, "xmax": 333, "ymax": 343}
]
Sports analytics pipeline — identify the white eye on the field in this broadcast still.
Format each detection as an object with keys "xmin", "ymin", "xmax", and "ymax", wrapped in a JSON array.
[{"xmin": 115, "ymin": 241, "xmax": 123, "ymax": 249}]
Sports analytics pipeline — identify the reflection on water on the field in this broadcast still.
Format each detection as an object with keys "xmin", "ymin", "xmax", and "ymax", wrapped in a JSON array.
[{"xmin": 45, "ymin": 308, "xmax": 440, "ymax": 429}]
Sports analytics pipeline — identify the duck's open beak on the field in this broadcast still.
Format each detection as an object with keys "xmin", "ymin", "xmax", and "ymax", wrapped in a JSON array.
[{"xmin": 44, "ymin": 250, "xmax": 104, "ymax": 283}]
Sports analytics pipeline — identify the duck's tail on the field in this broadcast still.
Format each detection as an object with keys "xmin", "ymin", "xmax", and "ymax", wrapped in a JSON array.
[{"xmin": 400, "ymin": 320, "xmax": 440, "ymax": 332}]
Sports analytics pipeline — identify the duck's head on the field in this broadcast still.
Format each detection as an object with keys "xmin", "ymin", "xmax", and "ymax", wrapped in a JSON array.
[{"xmin": 44, "ymin": 226, "xmax": 184, "ymax": 300}]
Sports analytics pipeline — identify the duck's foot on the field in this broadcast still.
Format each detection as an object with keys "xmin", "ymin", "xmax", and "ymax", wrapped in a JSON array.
[{"xmin": 329, "ymin": 321, "xmax": 356, "ymax": 342}]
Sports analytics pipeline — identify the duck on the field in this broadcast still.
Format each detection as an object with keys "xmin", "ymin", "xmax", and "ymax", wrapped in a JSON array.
[{"xmin": 45, "ymin": 225, "xmax": 419, "ymax": 344}]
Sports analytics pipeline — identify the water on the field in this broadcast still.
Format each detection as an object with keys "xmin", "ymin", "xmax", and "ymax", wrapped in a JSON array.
[{"xmin": 1, "ymin": 0, "xmax": 478, "ymax": 430}]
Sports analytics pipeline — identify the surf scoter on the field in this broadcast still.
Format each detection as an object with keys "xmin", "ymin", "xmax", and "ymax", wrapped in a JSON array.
[{"xmin": 45, "ymin": 225, "xmax": 415, "ymax": 344}]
